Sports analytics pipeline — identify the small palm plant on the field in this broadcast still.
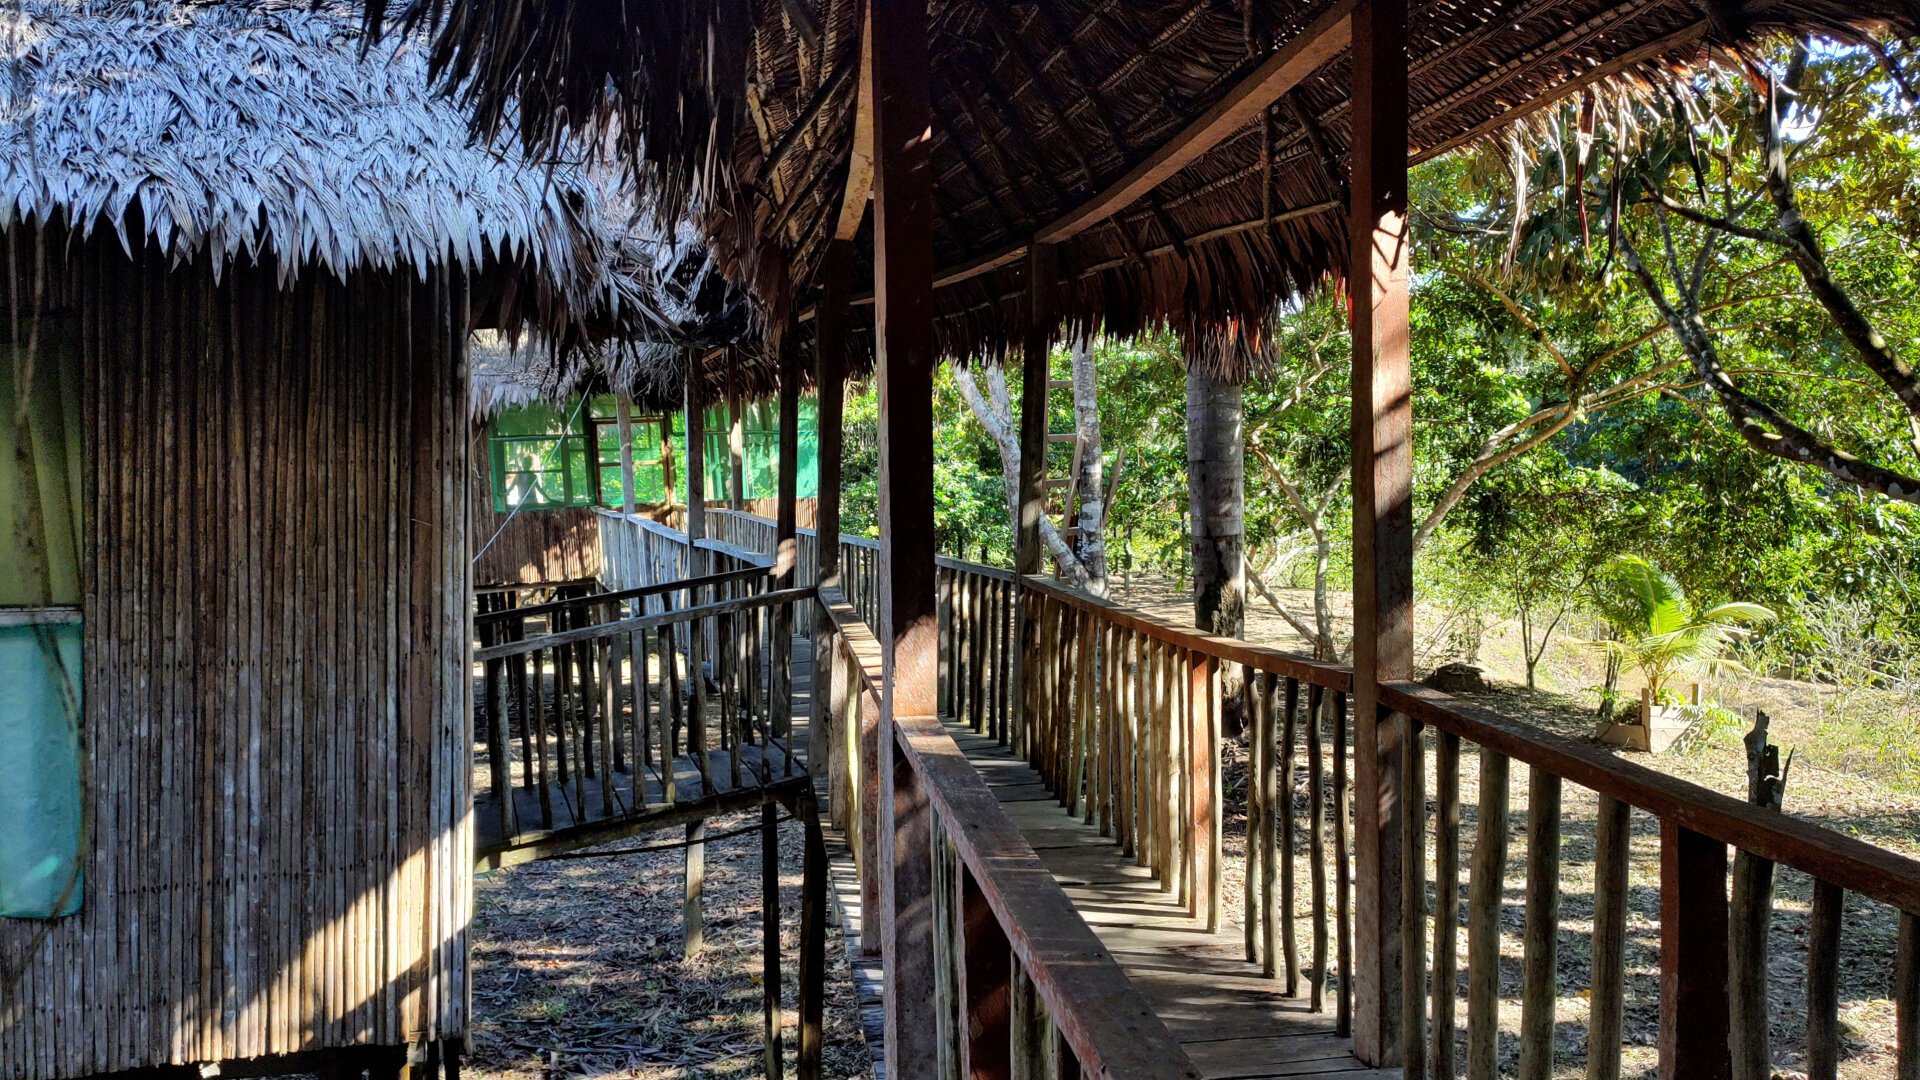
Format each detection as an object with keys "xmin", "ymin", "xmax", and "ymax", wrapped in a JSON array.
[{"xmin": 1589, "ymin": 556, "xmax": 1777, "ymax": 714}]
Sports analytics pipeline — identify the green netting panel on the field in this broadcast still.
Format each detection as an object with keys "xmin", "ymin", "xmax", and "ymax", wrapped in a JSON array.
[
  {"xmin": 488, "ymin": 396, "xmax": 817, "ymax": 511},
  {"xmin": 0, "ymin": 320, "xmax": 86, "ymax": 919},
  {"xmin": 695, "ymin": 398, "xmax": 818, "ymax": 501},
  {"xmin": 488, "ymin": 396, "xmax": 671, "ymax": 511},
  {"xmin": 0, "ymin": 618, "xmax": 83, "ymax": 918}
]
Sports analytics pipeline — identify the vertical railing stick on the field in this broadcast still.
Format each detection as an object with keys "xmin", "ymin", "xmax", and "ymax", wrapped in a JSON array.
[
  {"xmin": 1308, "ymin": 683, "xmax": 1328, "ymax": 1011},
  {"xmin": 1465, "ymin": 748, "xmax": 1508, "ymax": 1080},
  {"xmin": 1431, "ymin": 730, "xmax": 1462, "ymax": 1077},
  {"xmin": 1243, "ymin": 668, "xmax": 1263, "ymax": 968},
  {"xmin": 1659, "ymin": 823, "xmax": 1731, "ymax": 1080},
  {"xmin": 1333, "ymin": 691, "xmax": 1353, "ymax": 1037},
  {"xmin": 1588, "ymin": 793, "xmax": 1631, "ymax": 1080}
]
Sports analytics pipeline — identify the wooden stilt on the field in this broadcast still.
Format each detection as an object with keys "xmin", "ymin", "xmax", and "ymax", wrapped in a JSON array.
[{"xmin": 762, "ymin": 803, "xmax": 786, "ymax": 1080}]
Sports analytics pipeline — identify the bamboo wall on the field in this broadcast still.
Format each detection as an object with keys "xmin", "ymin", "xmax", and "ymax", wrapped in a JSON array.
[{"xmin": 0, "ymin": 239, "xmax": 472, "ymax": 1080}]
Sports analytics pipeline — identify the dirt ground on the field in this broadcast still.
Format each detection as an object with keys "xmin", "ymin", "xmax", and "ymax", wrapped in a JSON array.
[
  {"xmin": 1114, "ymin": 574, "xmax": 1916, "ymax": 1079},
  {"xmin": 463, "ymin": 811, "xmax": 874, "ymax": 1080}
]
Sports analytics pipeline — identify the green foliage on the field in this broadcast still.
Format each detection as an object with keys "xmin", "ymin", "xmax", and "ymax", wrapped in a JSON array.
[{"xmin": 1587, "ymin": 555, "xmax": 1777, "ymax": 698}]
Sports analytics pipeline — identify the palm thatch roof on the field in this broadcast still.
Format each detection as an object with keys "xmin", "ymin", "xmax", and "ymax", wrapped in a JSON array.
[
  {"xmin": 371, "ymin": 0, "xmax": 1918, "ymax": 380},
  {"xmin": 0, "ymin": 0, "xmax": 652, "ymax": 334},
  {"xmin": 474, "ymin": 212, "xmax": 816, "ymax": 419}
]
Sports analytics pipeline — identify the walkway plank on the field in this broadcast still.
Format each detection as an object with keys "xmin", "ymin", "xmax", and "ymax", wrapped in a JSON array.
[{"xmin": 945, "ymin": 725, "xmax": 1386, "ymax": 1080}]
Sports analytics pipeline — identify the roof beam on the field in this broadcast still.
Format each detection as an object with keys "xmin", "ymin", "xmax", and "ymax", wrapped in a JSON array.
[{"xmin": 1034, "ymin": 0, "xmax": 1356, "ymax": 244}]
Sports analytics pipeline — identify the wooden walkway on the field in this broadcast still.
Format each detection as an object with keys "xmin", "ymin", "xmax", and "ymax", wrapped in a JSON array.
[{"xmin": 948, "ymin": 724, "xmax": 1395, "ymax": 1080}]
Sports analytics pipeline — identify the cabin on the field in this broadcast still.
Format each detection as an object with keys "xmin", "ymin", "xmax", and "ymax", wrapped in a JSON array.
[{"xmin": 0, "ymin": 4, "xmax": 616, "ymax": 1078}]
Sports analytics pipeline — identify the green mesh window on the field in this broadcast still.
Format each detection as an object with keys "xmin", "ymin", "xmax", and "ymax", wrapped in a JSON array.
[
  {"xmin": 487, "ymin": 397, "xmax": 670, "ymax": 511},
  {"xmin": 0, "ymin": 318, "xmax": 86, "ymax": 919},
  {"xmin": 697, "ymin": 398, "xmax": 819, "ymax": 501},
  {"xmin": 488, "ymin": 396, "xmax": 818, "ymax": 511}
]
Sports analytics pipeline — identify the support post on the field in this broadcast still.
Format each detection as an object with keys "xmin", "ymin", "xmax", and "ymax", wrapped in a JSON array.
[
  {"xmin": 659, "ymin": 412, "xmax": 679, "ymax": 518},
  {"xmin": 730, "ymin": 372, "xmax": 748, "ymax": 510},
  {"xmin": 1348, "ymin": 0, "xmax": 1411, "ymax": 1065},
  {"xmin": 812, "ymin": 240, "xmax": 853, "ymax": 782},
  {"xmin": 685, "ymin": 352, "xmax": 711, "ymax": 794},
  {"xmin": 762, "ymin": 802, "xmax": 786, "ymax": 1080},
  {"xmin": 872, "ymin": 0, "xmax": 940, "ymax": 1073},
  {"xmin": 1014, "ymin": 242, "xmax": 1056, "ymax": 578},
  {"xmin": 617, "ymin": 395, "xmax": 638, "ymax": 515},
  {"xmin": 798, "ymin": 799, "xmax": 829, "ymax": 1080},
  {"xmin": 1012, "ymin": 242, "xmax": 1056, "ymax": 760},
  {"xmin": 774, "ymin": 317, "xmax": 802, "ymax": 746}
]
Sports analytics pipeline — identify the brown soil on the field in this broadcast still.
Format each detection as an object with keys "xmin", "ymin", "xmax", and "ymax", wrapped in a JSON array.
[{"xmin": 463, "ymin": 812, "xmax": 874, "ymax": 1080}]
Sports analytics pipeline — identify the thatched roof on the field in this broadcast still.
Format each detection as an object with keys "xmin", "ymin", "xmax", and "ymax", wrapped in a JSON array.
[
  {"xmin": 0, "ymin": 0, "xmax": 643, "ymax": 332},
  {"xmin": 373, "ymin": 0, "xmax": 1918, "ymax": 380}
]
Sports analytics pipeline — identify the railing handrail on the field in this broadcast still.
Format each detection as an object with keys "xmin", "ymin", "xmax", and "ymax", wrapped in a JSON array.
[
  {"xmin": 1385, "ymin": 680, "xmax": 1920, "ymax": 913},
  {"xmin": 475, "ymin": 564, "xmax": 770, "ymax": 627},
  {"xmin": 476, "ymin": 585, "xmax": 816, "ymax": 663},
  {"xmin": 597, "ymin": 507, "xmax": 775, "ymax": 569},
  {"xmin": 816, "ymin": 586, "xmax": 1202, "ymax": 1080},
  {"xmin": 1023, "ymin": 574, "xmax": 1352, "ymax": 691}
]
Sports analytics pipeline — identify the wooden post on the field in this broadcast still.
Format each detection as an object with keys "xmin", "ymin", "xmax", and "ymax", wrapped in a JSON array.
[
  {"xmin": 683, "ymin": 819, "xmax": 706, "ymax": 958},
  {"xmin": 763, "ymin": 802, "xmax": 786, "ymax": 1080},
  {"xmin": 812, "ymin": 239, "xmax": 852, "ymax": 808},
  {"xmin": 659, "ymin": 412, "xmax": 679, "ymax": 516},
  {"xmin": 1015, "ymin": 243, "xmax": 1056, "ymax": 578},
  {"xmin": 1011, "ymin": 243, "xmax": 1055, "ymax": 773},
  {"xmin": 1804, "ymin": 881, "xmax": 1843, "ymax": 1080},
  {"xmin": 730, "ymin": 373, "xmax": 748, "ymax": 510},
  {"xmin": 798, "ymin": 800, "xmax": 829, "ymax": 1080},
  {"xmin": 686, "ymin": 352, "xmax": 711, "ymax": 793},
  {"xmin": 617, "ymin": 395, "xmax": 638, "ymax": 515},
  {"xmin": 1589, "ymin": 794, "xmax": 1631, "ymax": 1080},
  {"xmin": 1348, "ymin": 0, "xmax": 1412, "ymax": 1064},
  {"xmin": 1659, "ymin": 822, "xmax": 1731, "ymax": 1080},
  {"xmin": 774, "ymin": 319, "xmax": 802, "ymax": 744},
  {"xmin": 1187, "ymin": 654, "xmax": 1216, "ymax": 926},
  {"xmin": 873, "ymin": 0, "xmax": 940, "ymax": 1072}
]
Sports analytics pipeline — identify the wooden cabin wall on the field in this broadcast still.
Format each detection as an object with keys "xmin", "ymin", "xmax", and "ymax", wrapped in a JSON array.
[{"xmin": 0, "ymin": 239, "xmax": 472, "ymax": 1080}]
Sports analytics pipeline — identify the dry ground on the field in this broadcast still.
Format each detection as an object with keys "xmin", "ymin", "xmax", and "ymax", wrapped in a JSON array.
[
  {"xmin": 1112, "ymin": 574, "xmax": 1916, "ymax": 1079},
  {"xmin": 463, "ymin": 811, "xmax": 873, "ymax": 1080}
]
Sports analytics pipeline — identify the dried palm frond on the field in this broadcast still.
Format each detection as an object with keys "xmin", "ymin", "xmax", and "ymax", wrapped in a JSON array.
[{"xmin": 0, "ymin": 0, "xmax": 663, "ymax": 338}]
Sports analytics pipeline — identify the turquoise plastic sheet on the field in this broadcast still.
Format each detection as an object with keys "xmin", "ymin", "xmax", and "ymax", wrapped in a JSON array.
[{"xmin": 0, "ymin": 618, "xmax": 84, "ymax": 918}]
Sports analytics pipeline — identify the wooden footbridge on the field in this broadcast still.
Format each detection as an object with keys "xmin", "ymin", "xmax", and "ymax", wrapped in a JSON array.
[{"xmin": 467, "ymin": 505, "xmax": 1920, "ymax": 1080}]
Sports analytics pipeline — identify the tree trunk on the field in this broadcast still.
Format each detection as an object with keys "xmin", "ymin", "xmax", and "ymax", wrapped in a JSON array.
[
  {"xmin": 1070, "ymin": 339, "xmax": 1110, "ymax": 596},
  {"xmin": 1187, "ymin": 370, "xmax": 1246, "ymax": 639}
]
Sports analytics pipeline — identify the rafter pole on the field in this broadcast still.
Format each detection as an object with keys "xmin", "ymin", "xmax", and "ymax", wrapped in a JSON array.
[
  {"xmin": 1036, "ymin": 0, "xmax": 1354, "ymax": 243},
  {"xmin": 872, "ymin": 0, "xmax": 940, "ymax": 1076},
  {"xmin": 1348, "ymin": 0, "xmax": 1412, "ymax": 1066},
  {"xmin": 832, "ymin": 2, "xmax": 877, "ymax": 241}
]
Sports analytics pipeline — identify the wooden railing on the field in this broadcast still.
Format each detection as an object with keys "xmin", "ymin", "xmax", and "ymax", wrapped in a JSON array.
[
  {"xmin": 703, "ymin": 509, "xmax": 1920, "ymax": 1078},
  {"xmin": 705, "ymin": 508, "xmax": 881, "ymax": 622},
  {"xmin": 1383, "ymin": 681, "xmax": 1920, "ymax": 1080},
  {"xmin": 813, "ymin": 585, "xmax": 1201, "ymax": 1079},
  {"xmin": 470, "ymin": 549, "xmax": 812, "ymax": 858}
]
